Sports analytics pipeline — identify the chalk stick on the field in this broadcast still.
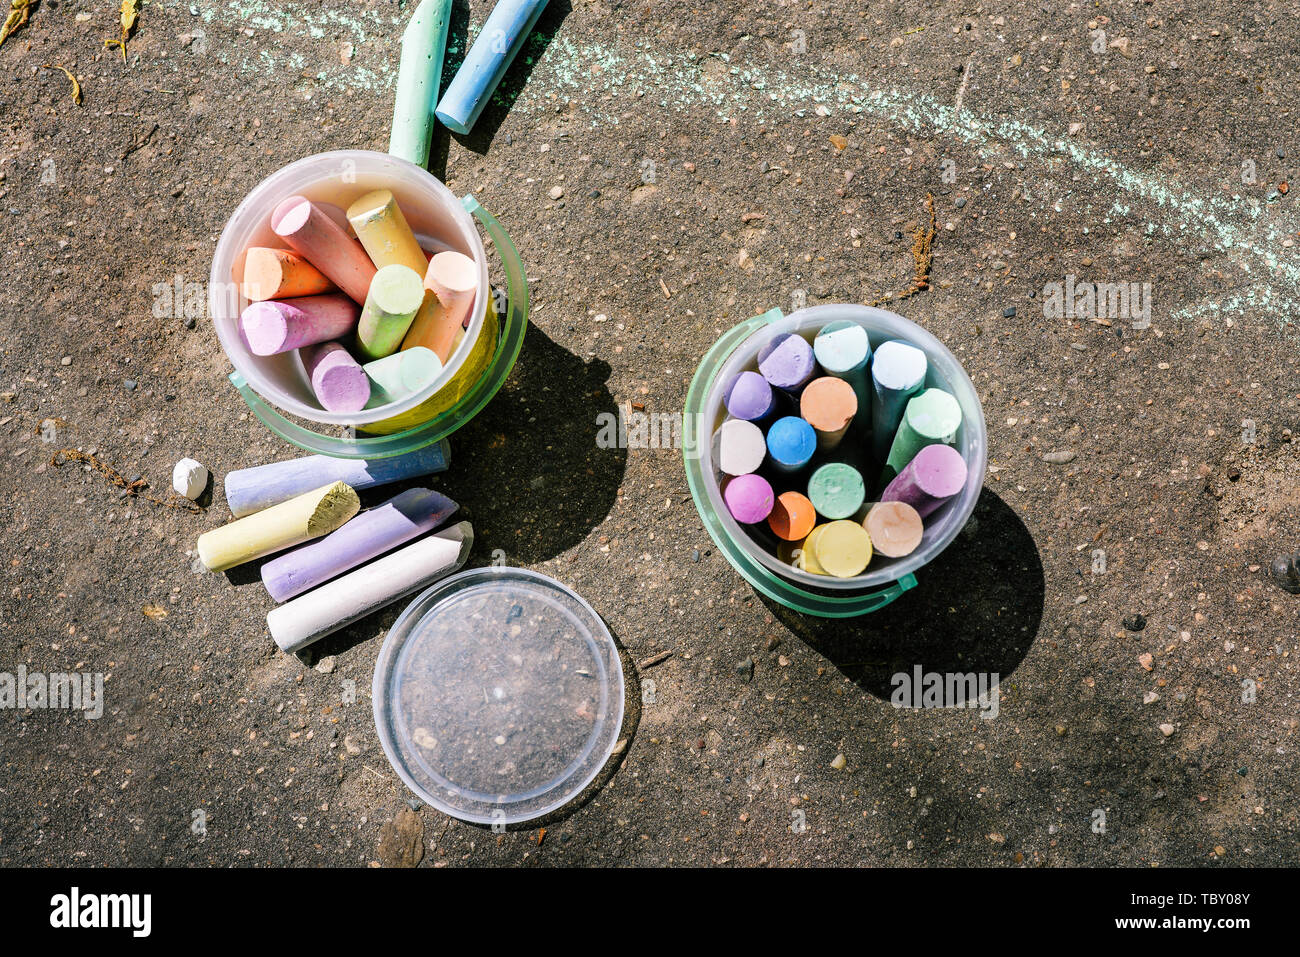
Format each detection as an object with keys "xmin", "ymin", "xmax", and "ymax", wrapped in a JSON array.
[
  {"xmin": 224, "ymin": 443, "xmax": 451, "ymax": 518},
  {"xmin": 242, "ymin": 247, "xmax": 336, "ymax": 302},
  {"xmin": 798, "ymin": 524, "xmax": 830, "ymax": 575},
  {"xmin": 757, "ymin": 333, "xmax": 817, "ymax": 393},
  {"xmin": 712, "ymin": 419, "xmax": 767, "ymax": 476},
  {"xmin": 347, "ymin": 189, "xmax": 428, "ymax": 274},
  {"xmin": 272, "ymin": 195, "xmax": 377, "ymax": 305},
  {"xmin": 434, "ymin": 0, "xmax": 551, "ymax": 135},
  {"xmin": 883, "ymin": 387, "xmax": 963, "ymax": 481},
  {"xmin": 799, "ymin": 376, "xmax": 858, "ymax": 450},
  {"xmin": 864, "ymin": 501, "xmax": 924, "ymax": 558},
  {"xmin": 356, "ymin": 263, "xmax": 426, "ymax": 360},
  {"xmin": 870, "ymin": 339, "xmax": 928, "ymax": 464},
  {"xmin": 881, "ymin": 442, "xmax": 968, "ymax": 518},
  {"xmin": 261, "ymin": 487, "xmax": 457, "ymax": 602},
  {"xmin": 402, "ymin": 251, "xmax": 477, "ymax": 363},
  {"xmin": 389, "ymin": 0, "xmax": 454, "ymax": 165},
  {"xmin": 724, "ymin": 370, "xmax": 776, "ymax": 422},
  {"xmin": 197, "ymin": 481, "xmax": 360, "ymax": 572},
  {"xmin": 765, "ymin": 415, "xmax": 817, "ymax": 473},
  {"xmin": 808, "ymin": 462, "xmax": 866, "ymax": 520},
  {"xmin": 767, "ymin": 490, "xmax": 817, "ymax": 542},
  {"xmin": 302, "ymin": 341, "xmax": 371, "ymax": 413},
  {"xmin": 808, "ymin": 519, "xmax": 873, "ymax": 578},
  {"xmin": 723, "ymin": 473, "xmax": 774, "ymax": 524},
  {"xmin": 363, "ymin": 346, "xmax": 443, "ymax": 409},
  {"xmin": 813, "ymin": 320, "xmax": 871, "ymax": 413},
  {"xmin": 239, "ymin": 294, "xmax": 359, "ymax": 356},
  {"xmin": 268, "ymin": 521, "xmax": 472, "ymax": 655}
]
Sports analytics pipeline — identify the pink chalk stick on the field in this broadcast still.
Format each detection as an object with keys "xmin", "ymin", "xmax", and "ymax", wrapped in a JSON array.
[
  {"xmin": 272, "ymin": 196, "xmax": 377, "ymax": 305},
  {"xmin": 723, "ymin": 473, "xmax": 775, "ymax": 525},
  {"xmin": 881, "ymin": 443, "xmax": 968, "ymax": 518},
  {"xmin": 240, "ymin": 294, "xmax": 360, "ymax": 356},
  {"xmin": 302, "ymin": 341, "xmax": 371, "ymax": 413}
]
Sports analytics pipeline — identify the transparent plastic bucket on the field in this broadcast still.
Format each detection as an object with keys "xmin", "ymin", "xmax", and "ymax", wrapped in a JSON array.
[
  {"xmin": 683, "ymin": 305, "xmax": 987, "ymax": 618},
  {"xmin": 210, "ymin": 150, "xmax": 528, "ymax": 459}
]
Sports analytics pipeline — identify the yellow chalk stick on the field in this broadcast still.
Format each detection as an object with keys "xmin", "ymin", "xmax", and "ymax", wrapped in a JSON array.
[
  {"xmin": 197, "ymin": 481, "xmax": 360, "ymax": 572},
  {"xmin": 346, "ymin": 189, "xmax": 428, "ymax": 274},
  {"xmin": 809, "ymin": 520, "xmax": 873, "ymax": 578},
  {"xmin": 797, "ymin": 524, "xmax": 831, "ymax": 576}
]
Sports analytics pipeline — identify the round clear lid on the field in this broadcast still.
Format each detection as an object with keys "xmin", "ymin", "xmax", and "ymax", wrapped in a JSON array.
[{"xmin": 373, "ymin": 567, "xmax": 624, "ymax": 825}]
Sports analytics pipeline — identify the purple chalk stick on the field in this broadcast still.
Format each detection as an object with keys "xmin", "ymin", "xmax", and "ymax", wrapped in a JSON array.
[
  {"xmin": 240, "ymin": 294, "xmax": 360, "ymax": 356},
  {"xmin": 724, "ymin": 371, "xmax": 776, "ymax": 422},
  {"xmin": 723, "ymin": 473, "xmax": 775, "ymax": 525},
  {"xmin": 302, "ymin": 341, "xmax": 371, "ymax": 413},
  {"xmin": 261, "ymin": 487, "xmax": 457, "ymax": 602},
  {"xmin": 757, "ymin": 333, "xmax": 817, "ymax": 392},
  {"xmin": 881, "ymin": 443, "xmax": 968, "ymax": 518}
]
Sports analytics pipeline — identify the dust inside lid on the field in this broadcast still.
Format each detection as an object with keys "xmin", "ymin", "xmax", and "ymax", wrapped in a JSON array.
[{"xmin": 373, "ymin": 567, "xmax": 624, "ymax": 825}]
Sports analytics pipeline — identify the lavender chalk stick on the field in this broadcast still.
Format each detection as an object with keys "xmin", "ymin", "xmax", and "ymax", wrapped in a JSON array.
[
  {"xmin": 757, "ymin": 333, "xmax": 817, "ymax": 393},
  {"xmin": 261, "ymin": 487, "xmax": 457, "ymax": 602},
  {"xmin": 881, "ymin": 443, "xmax": 968, "ymax": 518},
  {"xmin": 724, "ymin": 370, "xmax": 777, "ymax": 422},
  {"xmin": 303, "ymin": 341, "xmax": 371, "ymax": 413},
  {"xmin": 224, "ymin": 442, "xmax": 451, "ymax": 517},
  {"xmin": 240, "ymin": 295, "xmax": 360, "ymax": 356}
]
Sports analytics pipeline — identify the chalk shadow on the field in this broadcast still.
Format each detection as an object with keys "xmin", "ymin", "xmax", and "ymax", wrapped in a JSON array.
[
  {"xmin": 761, "ymin": 488, "xmax": 1044, "ymax": 701},
  {"xmin": 428, "ymin": 0, "xmax": 573, "ymax": 172}
]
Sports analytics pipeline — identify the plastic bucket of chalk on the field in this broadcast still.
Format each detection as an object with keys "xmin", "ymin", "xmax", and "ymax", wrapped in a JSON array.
[
  {"xmin": 210, "ymin": 149, "xmax": 528, "ymax": 459},
  {"xmin": 683, "ymin": 304, "xmax": 987, "ymax": 618}
]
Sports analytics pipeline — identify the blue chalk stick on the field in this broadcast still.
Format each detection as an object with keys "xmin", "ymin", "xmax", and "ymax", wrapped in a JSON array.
[
  {"xmin": 223, "ymin": 441, "xmax": 451, "ymax": 518},
  {"xmin": 766, "ymin": 416, "xmax": 817, "ymax": 473},
  {"xmin": 435, "ymin": 0, "xmax": 551, "ymax": 135}
]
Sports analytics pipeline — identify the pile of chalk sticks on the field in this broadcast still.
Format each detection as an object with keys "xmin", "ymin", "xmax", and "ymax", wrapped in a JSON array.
[
  {"xmin": 716, "ymin": 321, "xmax": 969, "ymax": 579},
  {"xmin": 239, "ymin": 189, "xmax": 477, "ymax": 414},
  {"xmin": 193, "ymin": 443, "xmax": 469, "ymax": 655}
]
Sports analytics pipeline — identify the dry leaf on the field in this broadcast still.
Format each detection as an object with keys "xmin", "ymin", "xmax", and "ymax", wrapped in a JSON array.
[
  {"xmin": 43, "ymin": 65, "xmax": 82, "ymax": 106},
  {"xmin": 104, "ymin": 0, "xmax": 140, "ymax": 62},
  {"xmin": 0, "ymin": 0, "xmax": 32, "ymax": 49},
  {"xmin": 141, "ymin": 605, "xmax": 168, "ymax": 620}
]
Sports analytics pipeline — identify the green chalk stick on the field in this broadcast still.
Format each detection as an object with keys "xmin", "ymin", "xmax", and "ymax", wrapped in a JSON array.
[
  {"xmin": 356, "ymin": 264, "xmax": 426, "ymax": 361},
  {"xmin": 882, "ymin": 387, "xmax": 963, "ymax": 484},
  {"xmin": 364, "ymin": 346, "xmax": 444, "ymax": 409},
  {"xmin": 807, "ymin": 463, "xmax": 866, "ymax": 521},
  {"xmin": 388, "ymin": 0, "xmax": 454, "ymax": 166}
]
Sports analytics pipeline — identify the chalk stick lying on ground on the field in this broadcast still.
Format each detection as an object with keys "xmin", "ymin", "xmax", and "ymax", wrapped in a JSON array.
[
  {"xmin": 388, "ymin": 0, "xmax": 454, "ymax": 167},
  {"xmin": 240, "ymin": 294, "xmax": 359, "ymax": 356},
  {"xmin": 267, "ymin": 520, "xmax": 472, "ymax": 655},
  {"xmin": 272, "ymin": 196, "xmax": 377, "ymax": 305},
  {"xmin": 223, "ymin": 442, "xmax": 451, "ymax": 517},
  {"xmin": 881, "ymin": 443, "xmax": 967, "ymax": 518},
  {"xmin": 303, "ymin": 341, "xmax": 371, "ymax": 413},
  {"xmin": 356, "ymin": 263, "xmax": 426, "ymax": 360},
  {"xmin": 198, "ymin": 481, "xmax": 360, "ymax": 572},
  {"xmin": 261, "ymin": 487, "xmax": 457, "ymax": 602},
  {"xmin": 363, "ymin": 346, "xmax": 443, "ymax": 409},
  {"xmin": 242, "ymin": 247, "xmax": 336, "ymax": 302}
]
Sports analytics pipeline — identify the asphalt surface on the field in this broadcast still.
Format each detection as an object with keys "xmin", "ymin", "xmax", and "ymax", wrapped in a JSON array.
[{"xmin": 1, "ymin": 0, "xmax": 1298, "ymax": 866}]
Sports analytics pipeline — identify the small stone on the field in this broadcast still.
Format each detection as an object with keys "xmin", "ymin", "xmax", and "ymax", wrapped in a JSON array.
[
  {"xmin": 1138, "ymin": 652, "xmax": 1154, "ymax": 671},
  {"xmin": 830, "ymin": 753, "xmax": 846, "ymax": 770},
  {"xmin": 735, "ymin": 656, "xmax": 754, "ymax": 682},
  {"xmin": 765, "ymin": 635, "xmax": 781, "ymax": 651},
  {"xmin": 1226, "ymin": 466, "xmax": 1241, "ymax": 481},
  {"xmin": 1143, "ymin": 691, "xmax": 1160, "ymax": 704},
  {"xmin": 61, "ymin": 355, "xmax": 72, "ymax": 366},
  {"xmin": 690, "ymin": 548, "xmax": 701, "ymax": 563},
  {"xmin": 1236, "ymin": 766, "xmax": 1247, "ymax": 777},
  {"xmin": 1123, "ymin": 613, "xmax": 1147, "ymax": 632},
  {"xmin": 548, "ymin": 185, "xmax": 564, "ymax": 200},
  {"xmin": 1269, "ymin": 555, "xmax": 1300, "ymax": 593},
  {"xmin": 171, "ymin": 457, "xmax": 208, "ymax": 500},
  {"xmin": 123, "ymin": 379, "xmax": 137, "ymax": 391},
  {"xmin": 954, "ymin": 196, "xmax": 967, "ymax": 209},
  {"xmin": 1055, "ymin": 724, "xmax": 1067, "ymax": 736},
  {"xmin": 1002, "ymin": 306, "xmax": 1016, "ymax": 318},
  {"xmin": 314, "ymin": 655, "xmax": 336, "ymax": 674},
  {"xmin": 1040, "ymin": 449, "xmax": 1077, "ymax": 464},
  {"xmin": 1159, "ymin": 723, "xmax": 1175, "ymax": 737}
]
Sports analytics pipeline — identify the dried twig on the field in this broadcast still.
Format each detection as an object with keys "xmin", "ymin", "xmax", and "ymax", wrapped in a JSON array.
[
  {"xmin": 869, "ymin": 192, "xmax": 937, "ymax": 307},
  {"xmin": 42, "ymin": 65, "xmax": 81, "ymax": 106},
  {"xmin": 49, "ymin": 449, "xmax": 204, "ymax": 512}
]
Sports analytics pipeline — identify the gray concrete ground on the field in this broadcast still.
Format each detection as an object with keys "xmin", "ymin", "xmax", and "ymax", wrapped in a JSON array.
[{"xmin": 1, "ymin": 0, "xmax": 1298, "ymax": 866}]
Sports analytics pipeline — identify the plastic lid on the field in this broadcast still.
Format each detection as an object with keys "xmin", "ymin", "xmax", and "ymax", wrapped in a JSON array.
[{"xmin": 372, "ymin": 567, "xmax": 624, "ymax": 825}]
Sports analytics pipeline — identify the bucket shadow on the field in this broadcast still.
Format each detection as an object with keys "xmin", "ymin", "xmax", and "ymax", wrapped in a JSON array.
[
  {"xmin": 428, "ymin": 0, "xmax": 572, "ymax": 169},
  {"xmin": 762, "ymin": 489, "xmax": 1044, "ymax": 701}
]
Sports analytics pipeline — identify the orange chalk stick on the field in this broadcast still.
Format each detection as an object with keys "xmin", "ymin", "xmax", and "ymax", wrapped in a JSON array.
[
  {"xmin": 241, "ymin": 247, "xmax": 337, "ymax": 302},
  {"xmin": 767, "ymin": 491, "xmax": 817, "ymax": 542},
  {"xmin": 401, "ymin": 250, "xmax": 477, "ymax": 362}
]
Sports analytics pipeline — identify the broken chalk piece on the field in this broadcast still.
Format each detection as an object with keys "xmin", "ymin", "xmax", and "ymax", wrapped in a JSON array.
[
  {"xmin": 356, "ymin": 263, "xmax": 426, "ymax": 360},
  {"xmin": 267, "ymin": 520, "xmax": 473, "ymax": 655},
  {"xmin": 302, "ymin": 341, "xmax": 371, "ymax": 413},
  {"xmin": 172, "ymin": 458, "xmax": 208, "ymax": 500},
  {"xmin": 402, "ymin": 250, "xmax": 477, "ymax": 362},
  {"xmin": 239, "ymin": 294, "xmax": 360, "ymax": 356},
  {"xmin": 223, "ymin": 443, "xmax": 451, "ymax": 518},
  {"xmin": 271, "ymin": 195, "xmax": 377, "ymax": 305},
  {"xmin": 261, "ymin": 487, "xmax": 457, "ymax": 602},
  {"xmin": 363, "ymin": 346, "xmax": 443, "ymax": 409},
  {"xmin": 197, "ymin": 481, "xmax": 360, "ymax": 572},
  {"xmin": 347, "ymin": 189, "xmax": 429, "ymax": 274},
  {"xmin": 241, "ymin": 247, "xmax": 336, "ymax": 302},
  {"xmin": 881, "ymin": 442, "xmax": 968, "ymax": 519}
]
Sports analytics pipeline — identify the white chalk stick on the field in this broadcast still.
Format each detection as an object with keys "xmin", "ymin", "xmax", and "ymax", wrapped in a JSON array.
[{"xmin": 267, "ymin": 521, "xmax": 473, "ymax": 655}]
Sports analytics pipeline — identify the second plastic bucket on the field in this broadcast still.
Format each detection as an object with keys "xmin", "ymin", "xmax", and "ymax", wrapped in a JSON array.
[
  {"xmin": 683, "ymin": 304, "xmax": 987, "ymax": 618},
  {"xmin": 210, "ymin": 150, "xmax": 528, "ymax": 459}
]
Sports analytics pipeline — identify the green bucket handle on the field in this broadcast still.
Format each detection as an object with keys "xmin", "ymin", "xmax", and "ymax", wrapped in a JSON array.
[
  {"xmin": 683, "ymin": 307, "xmax": 918, "ymax": 618},
  {"xmin": 229, "ymin": 195, "xmax": 528, "ymax": 460}
]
